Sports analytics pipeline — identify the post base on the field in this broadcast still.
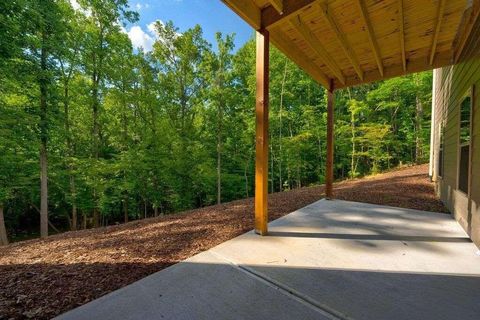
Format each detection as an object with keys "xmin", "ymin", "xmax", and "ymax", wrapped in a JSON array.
[{"xmin": 254, "ymin": 229, "xmax": 268, "ymax": 236}]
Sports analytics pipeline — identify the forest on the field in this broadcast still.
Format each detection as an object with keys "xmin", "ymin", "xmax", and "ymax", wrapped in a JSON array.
[{"xmin": 0, "ymin": 0, "xmax": 433, "ymax": 244}]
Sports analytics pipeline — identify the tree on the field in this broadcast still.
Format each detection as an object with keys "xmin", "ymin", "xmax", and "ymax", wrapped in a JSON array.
[
  {"xmin": 106, "ymin": 31, "xmax": 136, "ymax": 222},
  {"xmin": 413, "ymin": 72, "xmax": 433, "ymax": 163},
  {"xmin": 347, "ymin": 99, "xmax": 366, "ymax": 178},
  {"xmin": 205, "ymin": 32, "xmax": 235, "ymax": 204},
  {"xmin": 56, "ymin": 1, "xmax": 85, "ymax": 230},
  {"xmin": 0, "ymin": 0, "xmax": 22, "ymax": 245},
  {"xmin": 152, "ymin": 22, "xmax": 211, "ymax": 209},
  {"xmin": 78, "ymin": 0, "xmax": 138, "ymax": 227},
  {"xmin": 0, "ymin": 3, "xmax": 435, "ymax": 242},
  {"xmin": 22, "ymin": 0, "xmax": 66, "ymax": 238}
]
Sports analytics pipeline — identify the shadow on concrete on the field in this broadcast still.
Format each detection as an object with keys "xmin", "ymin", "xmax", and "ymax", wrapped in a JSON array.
[
  {"xmin": 248, "ymin": 263, "xmax": 480, "ymax": 320},
  {"xmin": 265, "ymin": 200, "xmax": 464, "ymax": 254},
  {"xmin": 267, "ymin": 231, "xmax": 472, "ymax": 242},
  {"xmin": 36, "ymin": 260, "xmax": 480, "ymax": 320}
]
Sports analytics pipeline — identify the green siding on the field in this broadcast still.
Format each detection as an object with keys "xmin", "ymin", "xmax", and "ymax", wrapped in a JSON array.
[{"xmin": 433, "ymin": 56, "xmax": 480, "ymax": 246}]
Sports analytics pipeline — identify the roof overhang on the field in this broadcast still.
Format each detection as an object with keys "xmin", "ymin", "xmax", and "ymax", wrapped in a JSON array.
[{"xmin": 222, "ymin": 0, "xmax": 480, "ymax": 90}]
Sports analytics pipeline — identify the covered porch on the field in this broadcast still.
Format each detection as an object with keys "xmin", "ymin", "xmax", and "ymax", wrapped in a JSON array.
[
  {"xmin": 221, "ymin": 0, "xmax": 480, "ymax": 235},
  {"xmin": 57, "ymin": 1, "xmax": 480, "ymax": 318},
  {"xmin": 57, "ymin": 199, "xmax": 480, "ymax": 319}
]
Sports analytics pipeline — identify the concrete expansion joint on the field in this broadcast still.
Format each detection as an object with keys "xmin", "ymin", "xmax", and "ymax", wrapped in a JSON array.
[{"xmin": 209, "ymin": 251, "xmax": 347, "ymax": 320}]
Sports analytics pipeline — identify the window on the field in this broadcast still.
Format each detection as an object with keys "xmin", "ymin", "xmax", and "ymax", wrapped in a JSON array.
[{"xmin": 458, "ymin": 89, "xmax": 472, "ymax": 194}]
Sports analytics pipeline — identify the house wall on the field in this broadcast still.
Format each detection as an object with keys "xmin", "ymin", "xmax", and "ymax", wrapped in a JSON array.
[{"xmin": 432, "ymin": 56, "xmax": 480, "ymax": 247}]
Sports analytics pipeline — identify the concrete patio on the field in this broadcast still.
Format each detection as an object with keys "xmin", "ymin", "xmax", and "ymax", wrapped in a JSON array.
[{"xmin": 57, "ymin": 199, "xmax": 480, "ymax": 320}]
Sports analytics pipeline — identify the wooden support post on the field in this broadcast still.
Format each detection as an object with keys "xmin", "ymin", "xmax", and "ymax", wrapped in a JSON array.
[
  {"xmin": 325, "ymin": 85, "xmax": 334, "ymax": 199},
  {"xmin": 255, "ymin": 30, "xmax": 269, "ymax": 235}
]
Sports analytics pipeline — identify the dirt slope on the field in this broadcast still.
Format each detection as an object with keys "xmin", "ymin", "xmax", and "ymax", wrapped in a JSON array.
[{"xmin": 0, "ymin": 164, "xmax": 447, "ymax": 319}]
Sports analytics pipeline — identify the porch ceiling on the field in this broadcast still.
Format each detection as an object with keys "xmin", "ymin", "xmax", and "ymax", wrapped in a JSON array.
[{"xmin": 221, "ymin": 0, "xmax": 480, "ymax": 89}]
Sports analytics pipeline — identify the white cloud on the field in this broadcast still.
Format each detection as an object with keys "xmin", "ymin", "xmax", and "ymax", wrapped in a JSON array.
[
  {"xmin": 127, "ymin": 26, "xmax": 154, "ymax": 52},
  {"xmin": 147, "ymin": 21, "xmax": 156, "ymax": 34},
  {"xmin": 148, "ymin": 20, "xmax": 182, "ymax": 39},
  {"xmin": 119, "ymin": 25, "xmax": 127, "ymax": 34},
  {"xmin": 123, "ymin": 19, "xmax": 177, "ymax": 53},
  {"xmin": 147, "ymin": 20, "xmax": 163, "ymax": 36},
  {"xmin": 134, "ymin": 2, "xmax": 150, "ymax": 11}
]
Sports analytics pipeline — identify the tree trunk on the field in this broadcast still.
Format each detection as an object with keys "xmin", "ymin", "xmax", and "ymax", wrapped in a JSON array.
[
  {"xmin": 387, "ymin": 145, "xmax": 391, "ymax": 169},
  {"xmin": 0, "ymin": 205, "xmax": 8, "ymax": 246},
  {"xmin": 278, "ymin": 59, "xmax": 287, "ymax": 191},
  {"xmin": 350, "ymin": 107, "xmax": 356, "ymax": 178},
  {"xmin": 154, "ymin": 206, "xmax": 158, "ymax": 218},
  {"xmin": 144, "ymin": 200, "xmax": 147, "ymax": 219},
  {"xmin": 415, "ymin": 95, "xmax": 424, "ymax": 164},
  {"xmin": 90, "ymin": 31, "xmax": 106, "ymax": 229},
  {"xmin": 296, "ymin": 164, "xmax": 301, "ymax": 189},
  {"xmin": 123, "ymin": 196, "xmax": 128, "ymax": 223},
  {"xmin": 122, "ymin": 84, "xmax": 130, "ymax": 222},
  {"xmin": 93, "ymin": 206, "xmax": 99, "ymax": 228},
  {"xmin": 318, "ymin": 137, "xmax": 322, "ymax": 181},
  {"xmin": 244, "ymin": 161, "xmax": 249, "ymax": 198},
  {"xmin": 216, "ymin": 100, "xmax": 223, "ymax": 205},
  {"xmin": 70, "ymin": 174, "xmax": 77, "ymax": 231},
  {"xmin": 92, "ymin": 63, "xmax": 100, "ymax": 228},
  {"xmin": 270, "ymin": 142, "xmax": 274, "ymax": 193},
  {"xmin": 64, "ymin": 84, "xmax": 78, "ymax": 231},
  {"xmin": 40, "ymin": 144, "xmax": 48, "ymax": 238},
  {"xmin": 71, "ymin": 202, "xmax": 77, "ymax": 231},
  {"xmin": 39, "ymin": 34, "xmax": 49, "ymax": 239}
]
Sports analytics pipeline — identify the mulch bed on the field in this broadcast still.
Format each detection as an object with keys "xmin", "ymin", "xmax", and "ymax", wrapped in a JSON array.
[{"xmin": 0, "ymin": 164, "xmax": 447, "ymax": 319}]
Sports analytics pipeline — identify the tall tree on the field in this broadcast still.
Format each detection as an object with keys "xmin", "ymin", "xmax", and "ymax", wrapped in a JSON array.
[
  {"xmin": 152, "ymin": 22, "xmax": 210, "ymax": 209},
  {"xmin": 206, "ymin": 32, "xmax": 235, "ymax": 204},
  {"xmin": 55, "ymin": 1, "xmax": 85, "ymax": 230},
  {"xmin": 79, "ymin": 0, "xmax": 137, "ymax": 226},
  {"xmin": 24, "ymin": 0, "xmax": 65, "ymax": 238}
]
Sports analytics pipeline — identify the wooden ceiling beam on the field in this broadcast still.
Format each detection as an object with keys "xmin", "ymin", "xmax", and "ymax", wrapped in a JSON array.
[
  {"xmin": 429, "ymin": 0, "xmax": 447, "ymax": 65},
  {"xmin": 335, "ymin": 50, "xmax": 453, "ymax": 89},
  {"xmin": 398, "ymin": 0, "xmax": 406, "ymax": 72},
  {"xmin": 454, "ymin": 0, "xmax": 480, "ymax": 63},
  {"xmin": 270, "ymin": 29, "xmax": 331, "ymax": 88},
  {"xmin": 269, "ymin": 0, "xmax": 284, "ymax": 14},
  {"xmin": 317, "ymin": 2, "xmax": 364, "ymax": 80},
  {"xmin": 290, "ymin": 15, "xmax": 345, "ymax": 84},
  {"xmin": 221, "ymin": 0, "xmax": 261, "ymax": 30},
  {"xmin": 262, "ymin": 0, "xmax": 317, "ymax": 30},
  {"xmin": 357, "ymin": 0, "xmax": 384, "ymax": 77}
]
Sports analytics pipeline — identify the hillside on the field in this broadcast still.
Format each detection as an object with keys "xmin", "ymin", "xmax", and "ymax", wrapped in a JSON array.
[{"xmin": 0, "ymin": 164, "xmax": 447, "ymax": 319}]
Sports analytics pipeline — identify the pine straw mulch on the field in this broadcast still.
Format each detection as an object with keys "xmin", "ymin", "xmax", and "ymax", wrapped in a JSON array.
[{"xmin": 0, "ymin": 164, "xmax": 447, "ymax": 319}]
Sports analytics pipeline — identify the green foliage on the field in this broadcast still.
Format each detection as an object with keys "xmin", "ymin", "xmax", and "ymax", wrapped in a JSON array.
[{"xmin": 0, "ymin": 0, "xmax": 433, "ymax": 241}]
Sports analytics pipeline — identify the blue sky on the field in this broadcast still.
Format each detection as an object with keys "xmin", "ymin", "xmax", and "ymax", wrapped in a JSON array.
[{"xmin": 125, "ymin": 0, "xmax": 254, "ymax": 51}]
